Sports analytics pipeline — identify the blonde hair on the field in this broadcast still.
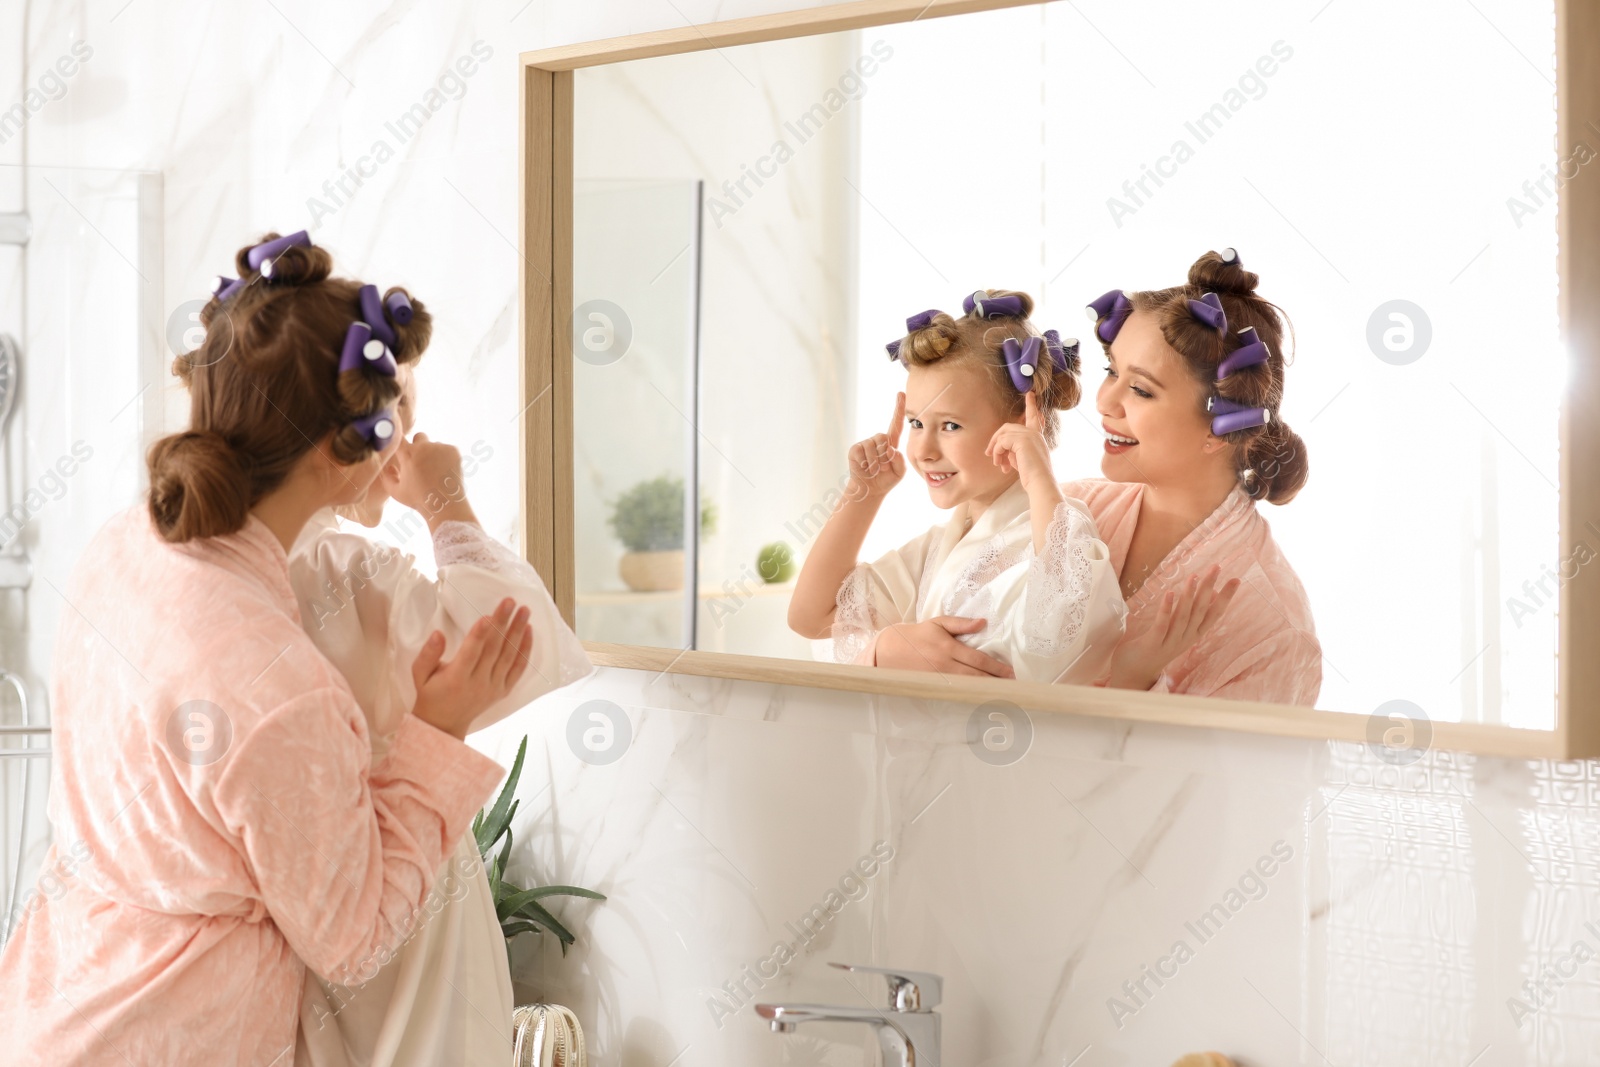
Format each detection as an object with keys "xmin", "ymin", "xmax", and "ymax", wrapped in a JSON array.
[{"xmin": 890, "ymin": 288, "xmax": 1081, "ymax": 447}]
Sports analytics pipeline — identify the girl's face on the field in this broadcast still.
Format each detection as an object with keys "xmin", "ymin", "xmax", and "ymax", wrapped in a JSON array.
[
  {"xmin": 1096, "ymin": 308, "xmax": 1226, "ymax": 485},
  {"xmin": 903, "ymin": 360, "xmax": 1019, "ymax": 511}
]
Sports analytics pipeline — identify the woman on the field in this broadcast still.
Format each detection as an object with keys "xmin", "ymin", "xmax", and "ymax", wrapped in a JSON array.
[
  {"xmin": 1068, "ymin": 247, "xmax": 1321, "ymax": 705},
  {"xmin": 0, "ymin": 231, "xmax": 537, "ymax": 1064}
]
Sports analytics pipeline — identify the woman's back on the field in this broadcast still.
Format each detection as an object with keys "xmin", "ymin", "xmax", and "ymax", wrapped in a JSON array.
[{"xmin": 1, "ymin": 504, "xmax": 505, "ymax": 1065}]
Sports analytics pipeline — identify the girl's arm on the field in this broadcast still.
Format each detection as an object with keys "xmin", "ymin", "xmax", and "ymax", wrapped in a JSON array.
[
  {"xmin": 386, "ymin": 435, "xmax": 592, "ymax": 730},
  {"xmin": 987, "ymin": 392, "xmax": 1125, "ymax": 683},
  {"xmin": 986, "ymin": 391, "xmax": 1065, "ymax": 553},
  {"xmin": 788, "ymin": 393, "xmax": 907, "ymax": 639}
]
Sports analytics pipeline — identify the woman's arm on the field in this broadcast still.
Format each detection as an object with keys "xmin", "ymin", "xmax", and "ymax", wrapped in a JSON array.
[
  {"xmin": 788, "ymin": 393, "xmax": 907, "ymax": 639},
  {"xmin": 216, "ymin": 616, "xmax": 527, "ymax": 985}
]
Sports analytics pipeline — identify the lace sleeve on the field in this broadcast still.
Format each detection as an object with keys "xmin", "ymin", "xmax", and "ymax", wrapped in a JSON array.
[
  {"xmin": 432, "ymin": 520, "xmax": 536, "ymax": 579},
  {"xmin": 1022, "ymin": 501, "xmax": 1097, "ymax": 656},
  {"xmin": 832, "ymin": 564, "xmax": 883, "ymax": 665}
]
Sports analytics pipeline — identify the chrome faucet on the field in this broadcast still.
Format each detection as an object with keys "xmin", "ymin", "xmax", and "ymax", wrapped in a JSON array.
[{"xmin": 755, "ymin": 962, "xmax": 942, "ymax": 1067}]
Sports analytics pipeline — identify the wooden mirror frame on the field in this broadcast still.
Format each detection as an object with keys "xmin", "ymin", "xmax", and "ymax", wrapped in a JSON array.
[{"xmin": 519, "ymin": 0, "xmax": 1600, "ymax": 759}]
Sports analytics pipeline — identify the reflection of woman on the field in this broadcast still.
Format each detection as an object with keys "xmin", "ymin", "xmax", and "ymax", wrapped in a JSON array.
[
  {"xmin": 787, "ymin": 289, "xmax": 1127, "ymax": 683},
  {"xmin": 1066, "ymin": 249, "xmax": 1321, "ymax": 706}
]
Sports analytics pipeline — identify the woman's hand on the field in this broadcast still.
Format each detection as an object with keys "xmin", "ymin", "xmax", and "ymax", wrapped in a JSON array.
[
  {"xmin": 1107, "ymin": 564, "xmax": 1241, "ymax": 691},
  {"xmin": 873, "ymin": 616, "xmax": 1015, "ymax": 678},
  {"xmin": 846, "ymin": 392, "xmax": 907, "ymax": 501},
  {"xmin": 385, "ymin": 432, "xmax": 478, "ymax": 529},
  {"xmin": 986, "ymin": 391, "xmax": 1060, "ymax": 501},
  {"xmin": 410, "ymin": 598, "xmax": 534, "ymax": 740}
]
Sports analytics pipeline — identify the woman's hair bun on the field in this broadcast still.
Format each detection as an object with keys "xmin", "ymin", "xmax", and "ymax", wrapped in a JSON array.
[
  {"xmin": 146, "ymin": 431, "xmax": 252, "ymax": 543},
  {"xmin": 383, "ymin": 286, "xmax": 432, "ymax": 364},
  {"xmin": 1187, "ymin": 249, "xmax": 1259, "ymax": 297},
  {"xmin": 233, "ymin": 233, "xmax": 332, "ymax": 288}
]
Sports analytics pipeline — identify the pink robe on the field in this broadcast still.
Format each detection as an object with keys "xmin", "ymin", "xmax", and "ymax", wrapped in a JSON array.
[
  {"xmin": 1062, "ymin": 479, "xmax": 1322, "ymax": 706},
  {"xmin": 0, "ymin": 506, "xmax": 508, "ymax": 1066}
]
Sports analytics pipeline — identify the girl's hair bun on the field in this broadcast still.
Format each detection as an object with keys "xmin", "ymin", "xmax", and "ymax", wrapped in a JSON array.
[
  {"xmin": 146, "ymin": 431, "xmax": 252, "ymax": 543},
  {"xmin": 233, "ymin": 233, "xmax": 332, "ymax": 288},
  {"xmin": 901, "ymin": 310, "xmax": 960, "ymax": 363},
  {"xmin": 1187, "ymin": 249, "xmax": 1259, "ymax": 297}
]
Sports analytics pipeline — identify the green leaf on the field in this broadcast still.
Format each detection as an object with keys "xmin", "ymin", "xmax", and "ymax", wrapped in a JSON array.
[
  {"xmin": 513, "ymin": 885, "xmax": 606, "ymax": 902},
  {"xmin": 513, "ymin": 898, "xmax": 575, "ymax": 944},
  {"xmin": 493, "ymin": 826, "xmax": 513, "ymax": 888},
  {"xmin": 501, "ymin": 920, "xmax": 543, "ymax": 940},
  {"xmin": 475, "ymin": 738, "xmax": 528, "ymax": 856},
  {"xmin": 497, "ymin": 884, "xmax": 601, "ymax": 922}
]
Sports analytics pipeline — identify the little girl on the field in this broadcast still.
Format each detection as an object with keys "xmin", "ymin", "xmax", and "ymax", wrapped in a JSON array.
[
  {"xmin": 788, "ymin": 289, "xmax": 1126, "ymax": 684},
  {"xmin": 288, "ymin": 353, "xmax": 592, "ymax": 1063}
]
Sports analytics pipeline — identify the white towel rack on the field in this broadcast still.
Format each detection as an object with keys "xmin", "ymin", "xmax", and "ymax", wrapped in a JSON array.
[{"xmin": 1, "ymin": 670, "xmax": 46, "ymax": 945}]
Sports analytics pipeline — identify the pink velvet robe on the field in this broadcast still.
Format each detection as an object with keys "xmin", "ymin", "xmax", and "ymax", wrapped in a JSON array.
[
  {"xmin": 0, "ymin": 505, "xmax": 508, "ymax": 1066},
  {"xmin": 1062, "ymin": 479, "xmax": 1322, "ymax": 706}
]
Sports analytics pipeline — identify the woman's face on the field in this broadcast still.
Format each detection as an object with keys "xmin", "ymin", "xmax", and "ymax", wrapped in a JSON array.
[
  {"xmin": 903, "ymin": 360, "xmax": 1019, "ymax": 511},
  {"xmin": 1095, "ymin": 308, "xmax": 1225, "ymax": 486}
]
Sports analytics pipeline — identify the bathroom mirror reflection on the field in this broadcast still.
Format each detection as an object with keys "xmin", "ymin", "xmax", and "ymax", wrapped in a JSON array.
[{"xmin": 566, "ymin": 0, "xmax": 1562, "ymax": 728}]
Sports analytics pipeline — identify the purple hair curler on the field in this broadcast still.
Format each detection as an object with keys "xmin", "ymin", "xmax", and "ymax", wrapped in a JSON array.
[
  {"xmin": 358, "ymin": 284, "xmax": 399, "ymax": 350},
  {"xmin": 338, "ymin": 320, "xmax": 397, "ymax": 378},
  {"xmin": 384, "ymin": 290, "xmax": 414, "ymax": 325},
  {"xmin": 1086, "ymin": 289, "xmax": 1133, "ymax": 344},
  {"xmin": 1188, "ymin": 292, "xmax": 1227, "ymax": 331},
  {"xmin": 247, "ymin": 230, "xmax": 312, "ymax": 273},
  {"xmin": 885, "ymin": 339, "xmax": 902, "ymax": 361},
  {"xmin": 1216, "ymin": 325, "xmax": 1270, "ymax": 379},
  {"xmin": 1042, "ymin": 329, "xmax": 1079, "ymax": 372},
  {"xmin": 211, "ymin": 275, "xmax": 246, "ymax": 302},
  {"xmin": 905, "ymin": 308, "xmax": 943, "ymax": 333},
  {"xmin": 964, "ymin": 291, "xmax": 1026, "ymax": 319},
  {"xmin": 1000, "ymin": 335, "xmax": 1042, "ymax": 393},
  {"xmin": 1211, "ymin": 405, "xmax": 1270, "ymax": 435},
  {"xmin": 350, "ymin": 407, "xmax": 400, "ymax": 452},
  {"xmin": 1220, "ymin": 247, "xmax": 1240, "ymax": 266}
]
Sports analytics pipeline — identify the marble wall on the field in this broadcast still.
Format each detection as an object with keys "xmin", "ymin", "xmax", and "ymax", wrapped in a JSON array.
[
  {"xmin": 477, "ymin": 669, "xmax": 1600, "ymax": 1067},
  {"xmin": 0, "ymin": 0, "xmax": 1597, "ymax": 1065}
]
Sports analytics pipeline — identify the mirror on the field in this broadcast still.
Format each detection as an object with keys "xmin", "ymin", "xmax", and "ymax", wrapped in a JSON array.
[{"xmin": 559, "ymin": 0, "xmax": 1566, "ymax": 731}]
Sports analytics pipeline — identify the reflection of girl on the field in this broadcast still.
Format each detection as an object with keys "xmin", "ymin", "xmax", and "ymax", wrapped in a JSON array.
[
  {"xmin": 0, "ymin": 232, "xmax": 534, "ymax": 1063},
  {"xmin": 788, "ymin": 290, "xmax": 1126, "ymax": 683},
  {"xmin": 290, "ymin": 364, "xmax": 591, "ymax": 1066},
  {"xmin": 1068, "ymin": 249, "xmax": 1321, "ymax": 705}
]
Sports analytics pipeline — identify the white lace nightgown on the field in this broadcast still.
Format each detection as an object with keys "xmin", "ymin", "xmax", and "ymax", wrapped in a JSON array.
[
  {"xmin": 288, "ymin": 509, "xmax": 592, "ymax": 1067},
  {"xmin": 833, "ymin": 481, "xmax": 1126, "ymax": 683}
]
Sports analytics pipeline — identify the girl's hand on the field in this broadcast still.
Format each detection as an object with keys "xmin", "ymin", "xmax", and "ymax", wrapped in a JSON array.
[
  {"xmin": 874, "ymin": 616, "xmax": 1015, "ymax": 678},
  {"xmin": 986, "ymin": 391, "xmax": 1059, "ymax": 500},
  {"xmin": 846, "ymin": 392, "xmax": 907, "ymax": 501},
  {"xmin": 410, "ymin": 599, "xmax": 534, "ymax": 740},
  {"xmin": 1107, "ymin": 565, "xmax": 1241, "ymax": 691},
  {"xmin": 384, "ymin": 432, "xmax": 477, "ymax": 528}
]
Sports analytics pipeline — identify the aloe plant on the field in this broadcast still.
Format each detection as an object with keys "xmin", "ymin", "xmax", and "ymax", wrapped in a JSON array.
[{"xmin": 473, "ymin": 737, "xmax": 604, "ymax": 960}]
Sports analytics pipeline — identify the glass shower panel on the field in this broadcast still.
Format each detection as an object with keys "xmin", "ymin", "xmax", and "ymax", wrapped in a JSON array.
[{"xmin": 571, "ymin": 179, "xmax": 701, "ymax": 650}]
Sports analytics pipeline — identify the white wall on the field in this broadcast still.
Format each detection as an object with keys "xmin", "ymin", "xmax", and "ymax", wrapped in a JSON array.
[{"xmin": 2, "ymin": 1, "xmax": 1597, "ymax": 1065}]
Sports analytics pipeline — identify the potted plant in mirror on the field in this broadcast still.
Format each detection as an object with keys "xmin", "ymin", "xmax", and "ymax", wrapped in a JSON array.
[
  {"xmin": 474, "ymin": 737, "xmax": 604, "ymax": 1066},
  {"xmin": 607, "ymin": 475, "xmax": 717, "ymax": 592}
]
